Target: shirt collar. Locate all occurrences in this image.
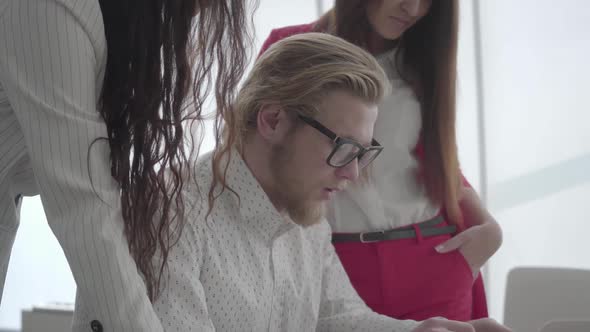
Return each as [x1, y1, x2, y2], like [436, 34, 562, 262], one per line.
[216, 149, 296, 243]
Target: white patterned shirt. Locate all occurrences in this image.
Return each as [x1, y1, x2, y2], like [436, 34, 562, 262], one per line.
[154, 151, 419, 331]
[0, 1, 163, 330]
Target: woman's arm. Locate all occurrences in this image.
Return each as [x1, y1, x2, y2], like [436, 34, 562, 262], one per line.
[0, 2, 163, 330]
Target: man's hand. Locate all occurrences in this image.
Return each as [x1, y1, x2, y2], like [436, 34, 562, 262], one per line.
[411, 317, 512, 332]
[469, 318, 512, 332]
[412, 317, 474, 332]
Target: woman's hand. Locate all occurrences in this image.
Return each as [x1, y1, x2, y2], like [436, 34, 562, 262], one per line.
[435, 187, 503, 276]
[435, 222, 502, 277]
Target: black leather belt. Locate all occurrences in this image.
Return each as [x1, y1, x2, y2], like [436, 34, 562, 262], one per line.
[331, 215, 456, 243]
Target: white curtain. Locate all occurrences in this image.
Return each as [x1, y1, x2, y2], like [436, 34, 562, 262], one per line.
[459, 0, 590, 321]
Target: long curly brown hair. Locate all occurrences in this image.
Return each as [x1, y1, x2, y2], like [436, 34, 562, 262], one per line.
[316, 0, 463, 226]
[97, 0, 253, 301]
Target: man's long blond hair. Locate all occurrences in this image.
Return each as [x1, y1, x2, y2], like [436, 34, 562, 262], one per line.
[209, 32, 389, 209]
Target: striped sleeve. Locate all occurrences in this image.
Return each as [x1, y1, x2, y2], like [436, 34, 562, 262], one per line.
[0, 1, 163, 330]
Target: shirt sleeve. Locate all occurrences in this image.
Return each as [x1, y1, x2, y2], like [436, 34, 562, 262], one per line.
[316, 222, 419, 332]
[153, 214, 216, 331]
[0, 1, 163, 330]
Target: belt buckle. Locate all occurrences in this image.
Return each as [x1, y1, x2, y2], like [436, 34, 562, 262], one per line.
[360, 231, 384, 243]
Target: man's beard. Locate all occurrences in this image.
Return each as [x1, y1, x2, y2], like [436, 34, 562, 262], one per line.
[269, 141, 325, 227]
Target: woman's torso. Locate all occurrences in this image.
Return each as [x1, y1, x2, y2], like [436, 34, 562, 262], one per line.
[327, 49, 439, 233]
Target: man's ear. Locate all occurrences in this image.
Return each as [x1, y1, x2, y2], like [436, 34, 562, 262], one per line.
[257, 104, 292, 144]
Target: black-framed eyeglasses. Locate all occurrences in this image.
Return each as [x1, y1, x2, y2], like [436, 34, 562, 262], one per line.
[297, 114, 383, 169]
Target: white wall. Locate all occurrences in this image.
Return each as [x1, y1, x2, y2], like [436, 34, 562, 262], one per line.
[473, 0, 590, 322]
[0, 198, 75, 330]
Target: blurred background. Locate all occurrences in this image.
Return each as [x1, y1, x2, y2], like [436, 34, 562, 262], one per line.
[2, 0, 589, 330]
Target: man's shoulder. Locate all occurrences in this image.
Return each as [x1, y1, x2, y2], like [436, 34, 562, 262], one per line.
[177, 151, 214, 220]
[182, 151, 240, 225]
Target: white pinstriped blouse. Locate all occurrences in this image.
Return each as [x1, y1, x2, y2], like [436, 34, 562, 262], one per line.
[0, 1, 163, 331]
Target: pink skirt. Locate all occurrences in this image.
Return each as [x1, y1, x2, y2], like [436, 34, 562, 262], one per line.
[333, 218, 489, 321]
